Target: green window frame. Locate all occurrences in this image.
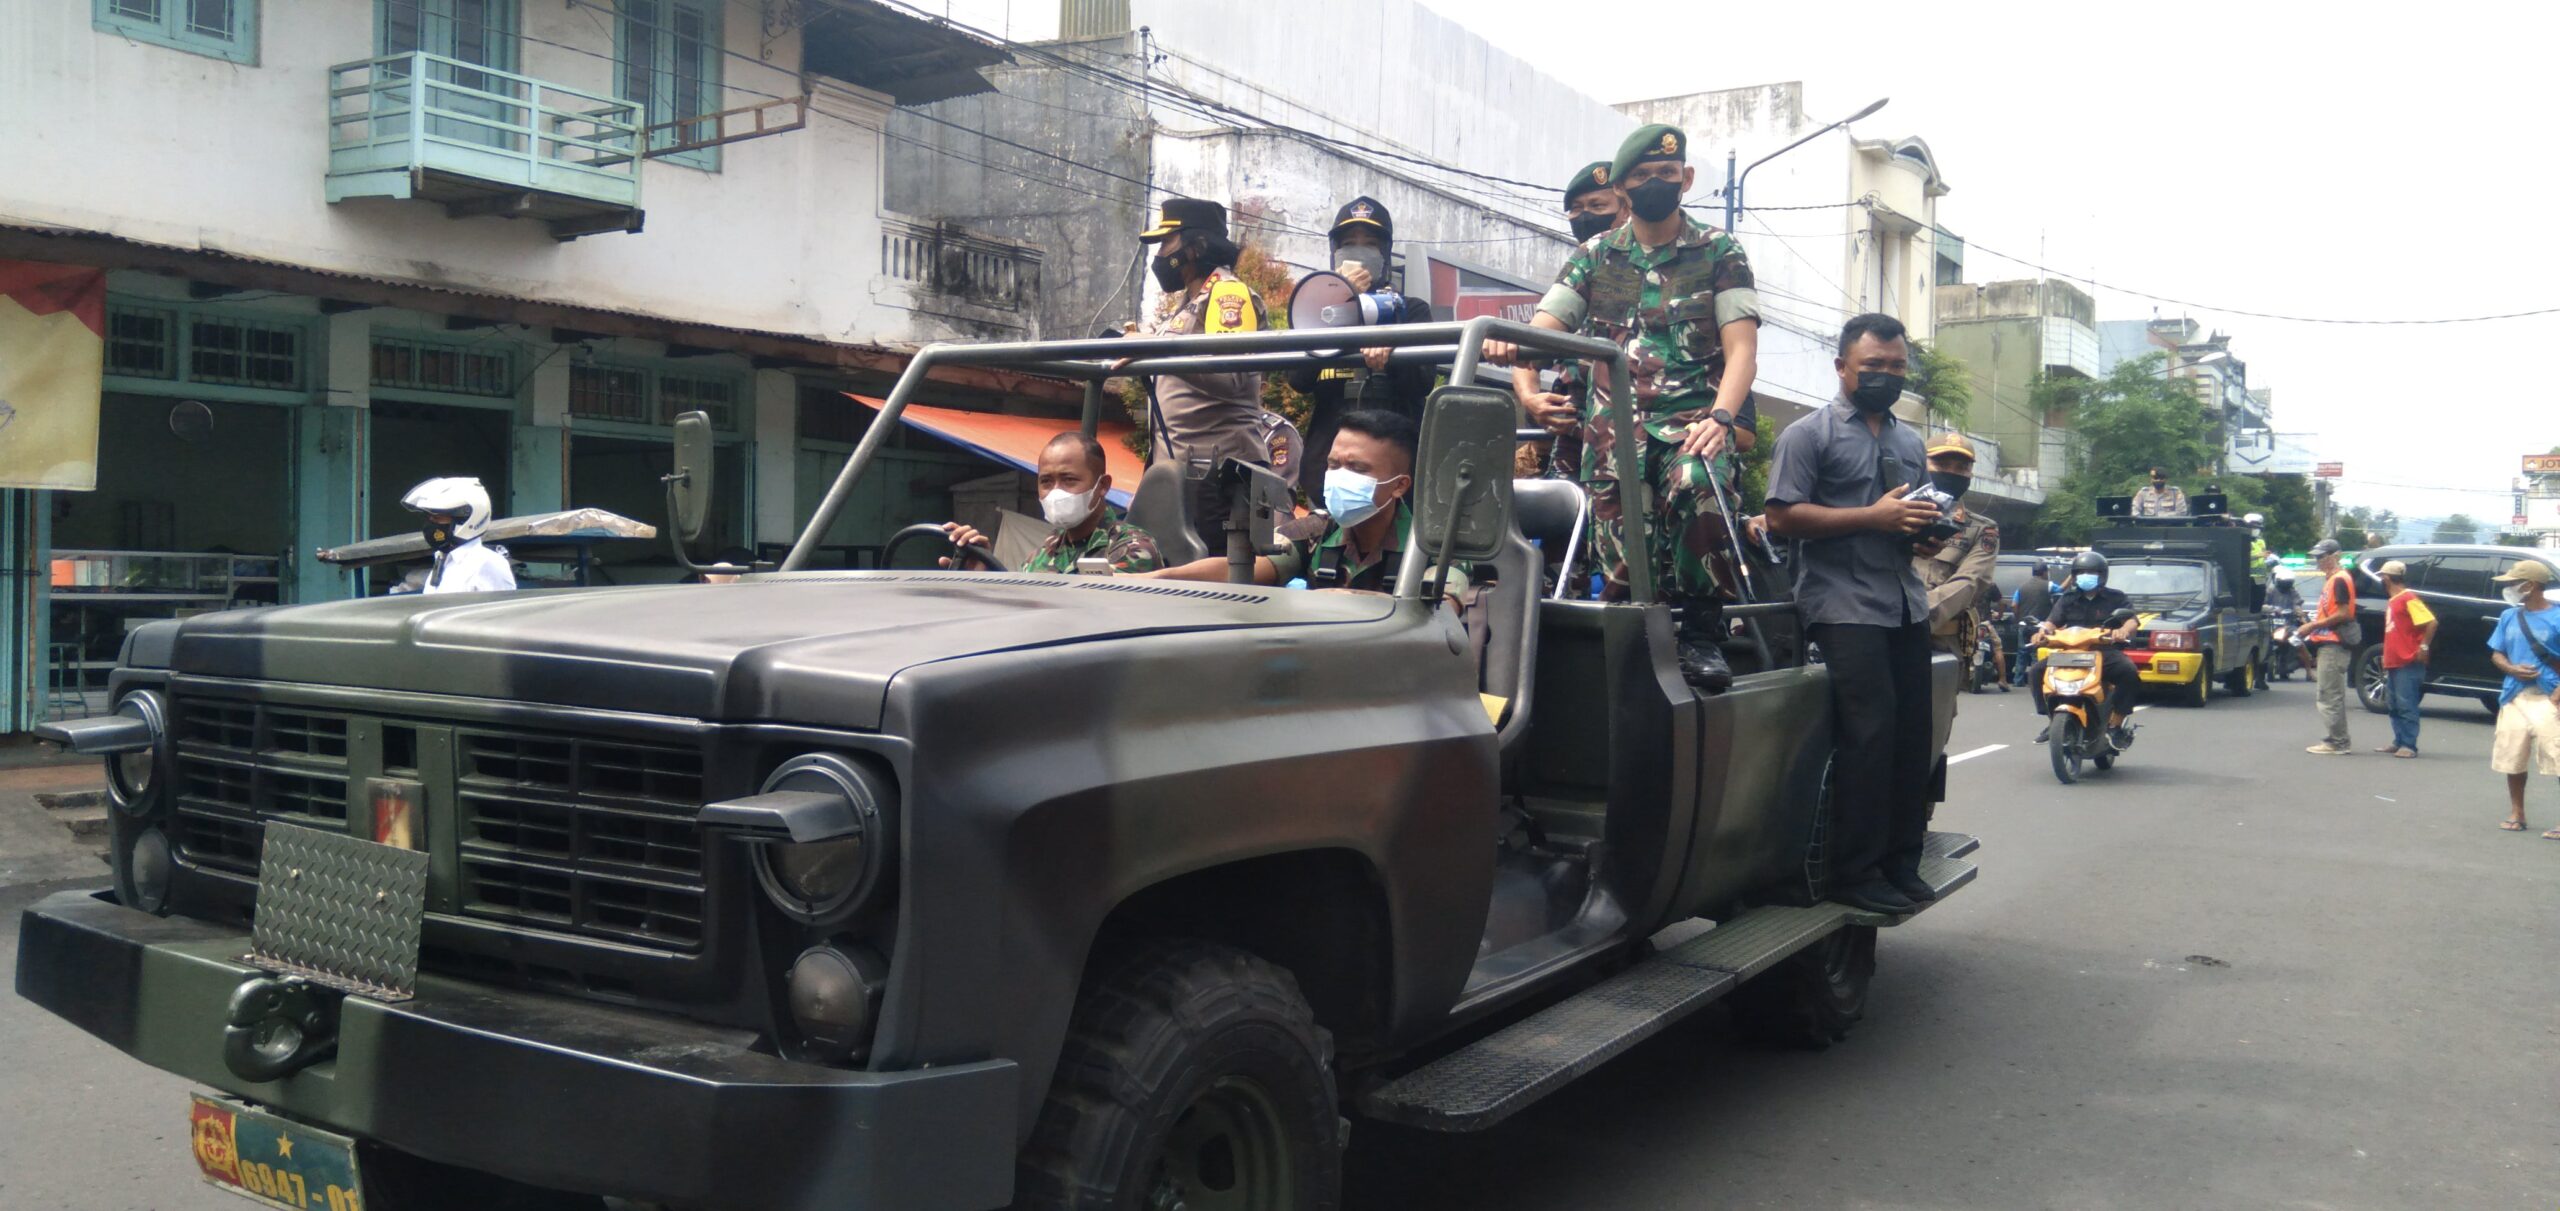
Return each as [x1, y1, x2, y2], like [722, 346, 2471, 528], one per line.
[570, 360, 742, 430]
[94, 0, 259, 65]
[617, 0, 724, 171]
[371, 335, 519, 400]
[103, 300, 311, 395]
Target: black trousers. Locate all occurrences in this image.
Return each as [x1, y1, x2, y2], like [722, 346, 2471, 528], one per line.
[1810, 621, 1937, 883]
[2028, 650, 2140, 719]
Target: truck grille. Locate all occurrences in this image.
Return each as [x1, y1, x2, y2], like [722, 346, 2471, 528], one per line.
[171, 700, 350, 876]
[454, 731, 708, 949]
[167, 697, 709, 954]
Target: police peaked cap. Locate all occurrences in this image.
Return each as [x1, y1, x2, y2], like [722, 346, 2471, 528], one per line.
[1610, 123, 1688, 185]
[1140, 197, 1230, 243]
[1328, 196, 1394, 249]
[1564, 161, 1614, 208]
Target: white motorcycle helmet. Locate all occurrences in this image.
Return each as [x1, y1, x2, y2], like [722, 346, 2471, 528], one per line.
[2243, 512, 2264, 527]
[402, 476, 493, 551]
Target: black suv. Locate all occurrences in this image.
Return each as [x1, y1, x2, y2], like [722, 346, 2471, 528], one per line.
[2348, 543, 2537, 714]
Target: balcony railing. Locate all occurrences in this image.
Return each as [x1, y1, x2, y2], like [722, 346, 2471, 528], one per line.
[878, 216, 1045, 337]
[327, 51, 644, 237]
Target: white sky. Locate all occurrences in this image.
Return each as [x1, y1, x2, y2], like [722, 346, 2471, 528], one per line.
[931, 0, 2551, 528]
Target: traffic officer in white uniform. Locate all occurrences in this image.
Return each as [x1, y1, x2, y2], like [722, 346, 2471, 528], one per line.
[401, 477, 516, 594]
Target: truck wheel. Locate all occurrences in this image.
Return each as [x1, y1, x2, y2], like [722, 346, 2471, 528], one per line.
[2184, 659, 2213, 707]
[2222, 655, 2255, 697]
[358, 1145, 608, 1211]
[1017, 941, 1340, 1211]
[1729, 925, 1876, 1050]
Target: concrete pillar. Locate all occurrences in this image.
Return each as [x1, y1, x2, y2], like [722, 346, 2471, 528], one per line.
[513, 348, 572, 516]
[753, 369, 797, 547]
[288, 312, 371, 604]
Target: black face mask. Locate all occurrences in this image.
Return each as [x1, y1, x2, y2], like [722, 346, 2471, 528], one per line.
[1624, 177, 1683, 223]
[1569, 211, 1615, 242]
[1928, 470, 1971, 500]
[1849, 371, 1905, 413]
[422, 520, 456, 553]
[1149, 251, 1187, 293]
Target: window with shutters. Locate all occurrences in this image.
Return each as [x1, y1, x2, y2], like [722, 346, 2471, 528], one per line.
[618, 0, 724, 171]
[94, 0, 258, 65]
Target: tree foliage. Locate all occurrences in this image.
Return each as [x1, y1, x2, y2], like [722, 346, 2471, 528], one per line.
[1907, 340, 1972, 430]
[2014, 353, 2301, 547]
[2432, 513, 2480, 544]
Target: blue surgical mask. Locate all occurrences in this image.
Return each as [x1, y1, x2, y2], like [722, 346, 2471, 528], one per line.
[1323, 467, 1403, 527]
[2075, 573, 2101, 592]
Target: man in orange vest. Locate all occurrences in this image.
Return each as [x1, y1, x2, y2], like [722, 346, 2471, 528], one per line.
[2300, 538, 2360, 755]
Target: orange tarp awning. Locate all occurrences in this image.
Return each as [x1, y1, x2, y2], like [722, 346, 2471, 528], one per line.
[846, 394, 1142, 506]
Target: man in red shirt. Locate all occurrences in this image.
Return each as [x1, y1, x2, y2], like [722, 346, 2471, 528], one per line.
[2301, 539, 2360, 755]
[2375, 560, 2437, 758]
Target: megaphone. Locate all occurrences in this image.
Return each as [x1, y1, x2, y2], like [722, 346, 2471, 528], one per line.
[1289, 271, 1423, 329]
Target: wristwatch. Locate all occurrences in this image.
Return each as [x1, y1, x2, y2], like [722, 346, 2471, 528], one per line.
[1707, 410, 1737, 429]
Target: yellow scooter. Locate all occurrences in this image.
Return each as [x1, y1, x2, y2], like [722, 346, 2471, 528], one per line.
[2039, 612, 2138, 784]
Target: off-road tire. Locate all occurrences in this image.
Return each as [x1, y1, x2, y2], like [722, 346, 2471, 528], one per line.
[358, 1144, 608, 1211]
[1016, 941, 1340, 1211]
[1729, 925, 1877, 1050]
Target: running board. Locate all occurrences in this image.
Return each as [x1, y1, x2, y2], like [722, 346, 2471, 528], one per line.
[1358, 831, 1978, 1132]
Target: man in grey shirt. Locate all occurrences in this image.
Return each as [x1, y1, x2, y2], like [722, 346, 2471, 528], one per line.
[1764, 313, 1944, 916]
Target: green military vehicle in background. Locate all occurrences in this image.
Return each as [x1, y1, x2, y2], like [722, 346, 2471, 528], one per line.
[23, 321, 1978, 1211]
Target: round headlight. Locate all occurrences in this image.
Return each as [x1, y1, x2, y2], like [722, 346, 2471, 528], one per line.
[103, 691, 168, 815]
[750, 754, 894, 925]
[120, 826, 173, 915]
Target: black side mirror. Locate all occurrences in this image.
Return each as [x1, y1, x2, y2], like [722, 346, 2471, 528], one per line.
[667, 411, 714, 545]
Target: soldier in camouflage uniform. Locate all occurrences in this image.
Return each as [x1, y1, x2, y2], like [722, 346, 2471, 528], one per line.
[942, 433, 1163, 576]
[1516, 160, 1628, 485]
[1492, 124, 1762, 688]
[1912, 435, 2002, 697]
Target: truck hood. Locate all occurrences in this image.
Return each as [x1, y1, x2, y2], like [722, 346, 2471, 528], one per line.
[169, 572, 1393, 729]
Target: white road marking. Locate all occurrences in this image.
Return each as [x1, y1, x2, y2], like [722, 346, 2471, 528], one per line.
[1948, 744, 2009, 765]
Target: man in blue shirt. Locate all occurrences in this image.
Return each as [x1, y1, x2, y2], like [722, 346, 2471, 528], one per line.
[2485, 559, 2560, 835]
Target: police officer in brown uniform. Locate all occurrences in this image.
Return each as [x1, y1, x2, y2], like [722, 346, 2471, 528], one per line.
[1912, 435, 2002, 695]
[1127, 198, 1271, 554]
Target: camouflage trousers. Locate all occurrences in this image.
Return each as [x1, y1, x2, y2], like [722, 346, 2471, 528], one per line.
[1582, 419, 1742, 605]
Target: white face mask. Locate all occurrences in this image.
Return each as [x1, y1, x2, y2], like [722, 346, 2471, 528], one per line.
[2505, 584, 2532, 606]
[1040, 484, 1100, 529]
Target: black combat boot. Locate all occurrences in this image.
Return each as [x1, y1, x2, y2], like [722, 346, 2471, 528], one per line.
[1673, 600, 1734, 692]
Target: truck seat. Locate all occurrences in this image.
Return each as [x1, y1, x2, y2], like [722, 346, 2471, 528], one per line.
[1477, 526, 1542, 754]
[1126, 460, 1209, 566]
[1510, 479, 1590, 599]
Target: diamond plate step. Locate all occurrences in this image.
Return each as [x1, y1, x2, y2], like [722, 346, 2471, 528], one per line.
[1924, 830, 1979, 860]
[1657, 903, 1853, 980]
[1358, 947, 1741, 1131]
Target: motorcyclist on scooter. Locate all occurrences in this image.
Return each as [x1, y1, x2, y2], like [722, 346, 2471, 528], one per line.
[2030, 550, 2142, 744]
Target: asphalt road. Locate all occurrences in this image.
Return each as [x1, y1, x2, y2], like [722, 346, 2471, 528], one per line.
[3, 681, 2554, 1210]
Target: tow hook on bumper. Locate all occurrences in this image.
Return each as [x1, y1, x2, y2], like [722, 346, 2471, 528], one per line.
[223, 975, 339, 1084]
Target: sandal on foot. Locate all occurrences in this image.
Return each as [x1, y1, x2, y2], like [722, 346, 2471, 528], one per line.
[2543, 828, 2560, 841]
[2501, 819, 2528, 831]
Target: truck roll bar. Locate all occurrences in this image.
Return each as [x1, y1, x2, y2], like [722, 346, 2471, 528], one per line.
[782, 319, 1650, 603]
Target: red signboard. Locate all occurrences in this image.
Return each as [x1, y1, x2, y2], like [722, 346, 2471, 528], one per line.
[2314, 462, 2344, 478]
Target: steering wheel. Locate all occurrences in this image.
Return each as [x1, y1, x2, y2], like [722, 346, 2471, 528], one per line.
[880, 523, 1008, 573]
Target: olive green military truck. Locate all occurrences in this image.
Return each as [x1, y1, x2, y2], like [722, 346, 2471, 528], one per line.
[22, 321, 1977, 1211]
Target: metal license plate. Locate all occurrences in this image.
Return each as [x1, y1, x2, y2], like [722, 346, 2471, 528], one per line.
[190, 1095, 366, 1211]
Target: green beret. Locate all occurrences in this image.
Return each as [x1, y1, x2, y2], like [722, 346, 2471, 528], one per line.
[1563, 160, 1614, 208]
[1610, 123, 1687, 185]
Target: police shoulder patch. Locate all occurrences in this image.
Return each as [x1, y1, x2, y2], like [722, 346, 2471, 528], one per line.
[1206, 280, 1259, 333]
